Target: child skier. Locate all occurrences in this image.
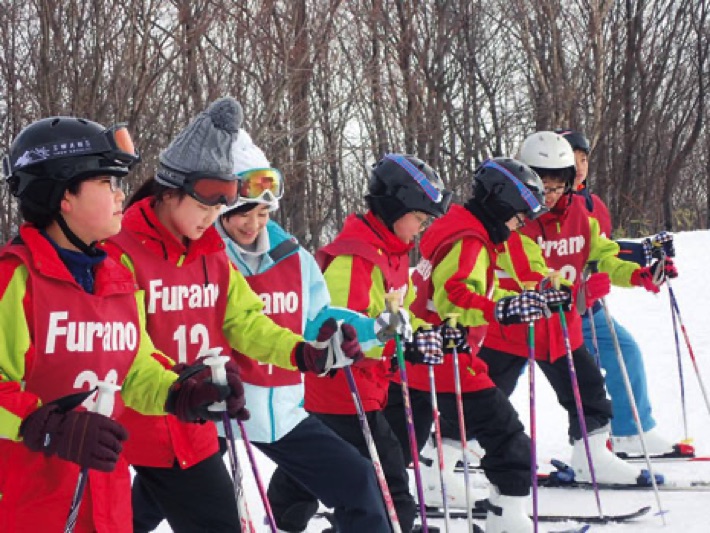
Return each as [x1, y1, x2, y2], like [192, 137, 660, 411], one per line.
[293, 153, 455, 533]
[215, 130, 390, 533]
[479, 131, 669, 486]
[101, 98, 364, 533]
[557, 127, 680, 457]
[0, 115, 246, 532]
[406, 157, 551, 533]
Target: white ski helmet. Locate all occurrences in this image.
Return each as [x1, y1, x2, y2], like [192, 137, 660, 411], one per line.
[220, 129, 281, 216]
[519, 131, 576, 188]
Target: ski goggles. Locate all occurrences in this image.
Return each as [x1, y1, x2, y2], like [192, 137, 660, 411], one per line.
[182, 175, 240, 207]
[237, 168, 284, 201]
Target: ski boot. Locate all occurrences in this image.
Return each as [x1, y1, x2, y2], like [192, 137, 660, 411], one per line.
[420, 436, 488, 509]
[612, 427, 689, 458]
[572, 427, 663, 485]
[485, 484, 538, 533]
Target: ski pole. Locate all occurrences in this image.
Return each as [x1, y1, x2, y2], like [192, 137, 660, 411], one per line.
[598, 297, 667, 524]
[427, 355, 451, 533]
[385, 293, 428, 533]
[203, 351, 260, 533]
[343, 365, 403, 533]
[669, 291, 689, 440]
[546, 272, 604, 520]
[651, 243, 710, 428]
[237, 419, 277, 532]
[523, 281, 540, 533]
[64, 381, 121, 533]
[666, 279, 710, 419]
[444, 312, 474, 533]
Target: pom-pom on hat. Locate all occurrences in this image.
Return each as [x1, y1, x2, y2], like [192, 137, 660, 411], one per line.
[157, 96, 243, 188]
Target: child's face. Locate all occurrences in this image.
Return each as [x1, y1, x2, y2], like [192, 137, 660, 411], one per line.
[393, 211, 431, 244]
[61, 175, 125, 243]
[573, 150, 589, 189]
[221, 204, 270, 246]
[542, 177, 568, 209]
[505, 213, 526, 232]
[158, 193, 222, 242]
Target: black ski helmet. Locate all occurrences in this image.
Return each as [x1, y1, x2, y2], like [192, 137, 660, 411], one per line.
[366, 153, 452, 228]
[473, 157, 547, 221]
[3, 116, 139, 215]
[554, 128, 590, 154]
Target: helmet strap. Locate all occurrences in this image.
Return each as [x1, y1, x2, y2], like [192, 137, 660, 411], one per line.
[56, 214, 101, 257]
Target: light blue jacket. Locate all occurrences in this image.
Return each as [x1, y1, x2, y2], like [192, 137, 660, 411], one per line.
[216, 219, 380, 443]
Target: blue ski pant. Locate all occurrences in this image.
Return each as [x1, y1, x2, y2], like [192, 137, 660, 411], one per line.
[582, 307, 656, 436]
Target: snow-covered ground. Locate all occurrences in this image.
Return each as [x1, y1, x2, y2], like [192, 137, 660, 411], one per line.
[157, 229, 710, 532]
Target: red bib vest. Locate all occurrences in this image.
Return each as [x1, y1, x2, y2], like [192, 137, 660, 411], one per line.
[235, 251, 304, 386]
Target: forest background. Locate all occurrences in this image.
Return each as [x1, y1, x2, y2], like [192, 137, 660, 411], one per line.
[1, 0, 708, 249]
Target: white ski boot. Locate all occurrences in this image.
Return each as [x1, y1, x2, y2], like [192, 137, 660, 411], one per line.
[485, 484, 536, 533]
[611, 427, 675, 457]
[420, 437, 488, 509]
[571, 427, 649, 484]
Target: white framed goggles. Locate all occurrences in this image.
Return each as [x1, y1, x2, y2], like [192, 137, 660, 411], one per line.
[237, 168, 284, 202]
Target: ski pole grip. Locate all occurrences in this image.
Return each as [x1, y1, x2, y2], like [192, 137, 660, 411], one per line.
[384, 293, 400, 314]
[93, 382, 121, 417]
[203, 348, 231, 412]
[445, 313, 459, 328]
[547, 270, 561, 290]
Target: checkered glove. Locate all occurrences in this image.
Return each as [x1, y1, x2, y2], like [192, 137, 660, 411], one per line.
[542, 285, 574, 312]
[494, 291, 547, 325]
[403, 327, 445, 365]
[643, 231, 675, 264]
[437, 323, 470, 354]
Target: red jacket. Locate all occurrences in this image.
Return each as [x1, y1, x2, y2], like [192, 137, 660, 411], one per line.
[0, 225, 141, 533]
[304, 212, 409, 414]
[409, 205, 496, 393]
[484, 195, 589, 361]
[103, 198, 231, 468]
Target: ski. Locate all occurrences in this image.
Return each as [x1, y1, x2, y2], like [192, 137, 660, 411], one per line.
[540, 459, 710, 491]
[620, 454, 710, 463]
[315, 512, 445, 533]
[423, 503, 650, 524]
[614, 442, 704, 462]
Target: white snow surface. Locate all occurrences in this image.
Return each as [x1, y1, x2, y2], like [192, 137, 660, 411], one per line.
[156, 229, 710, 532]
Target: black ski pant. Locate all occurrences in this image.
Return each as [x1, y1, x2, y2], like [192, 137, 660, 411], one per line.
[257, 415, 390, 533]
[478, 345, 613, 440]
[133, 416, 390, 533]
[275, 410, 418, 532]
[384, 380, 532, 497]
[132, 438, 239, 533]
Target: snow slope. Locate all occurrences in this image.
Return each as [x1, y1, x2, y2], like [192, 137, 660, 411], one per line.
[157, 229, 710, 532]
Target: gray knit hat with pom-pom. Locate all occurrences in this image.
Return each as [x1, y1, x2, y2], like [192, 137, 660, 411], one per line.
[157, 96, 243, 187]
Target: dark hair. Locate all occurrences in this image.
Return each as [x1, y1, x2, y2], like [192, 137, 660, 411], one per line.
[531, 166, 575, 188]
[221, 202, 261, 221]
[20, 178, 84, 228]
[127, 176, 187, 209]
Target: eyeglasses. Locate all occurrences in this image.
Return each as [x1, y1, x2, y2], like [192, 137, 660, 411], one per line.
[543, 185, 567, 195]
[93, 175, 123, 192]
[514, 213, 526, 227]
[237, 168, 284, 201]
[412, 211, 433, 228]
[183, 176, 240, 206]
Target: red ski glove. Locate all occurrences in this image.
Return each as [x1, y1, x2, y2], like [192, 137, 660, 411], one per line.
[631, 266, 661, 293]
[20, 394, 128, 472]
[578, 272, 611, 309]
